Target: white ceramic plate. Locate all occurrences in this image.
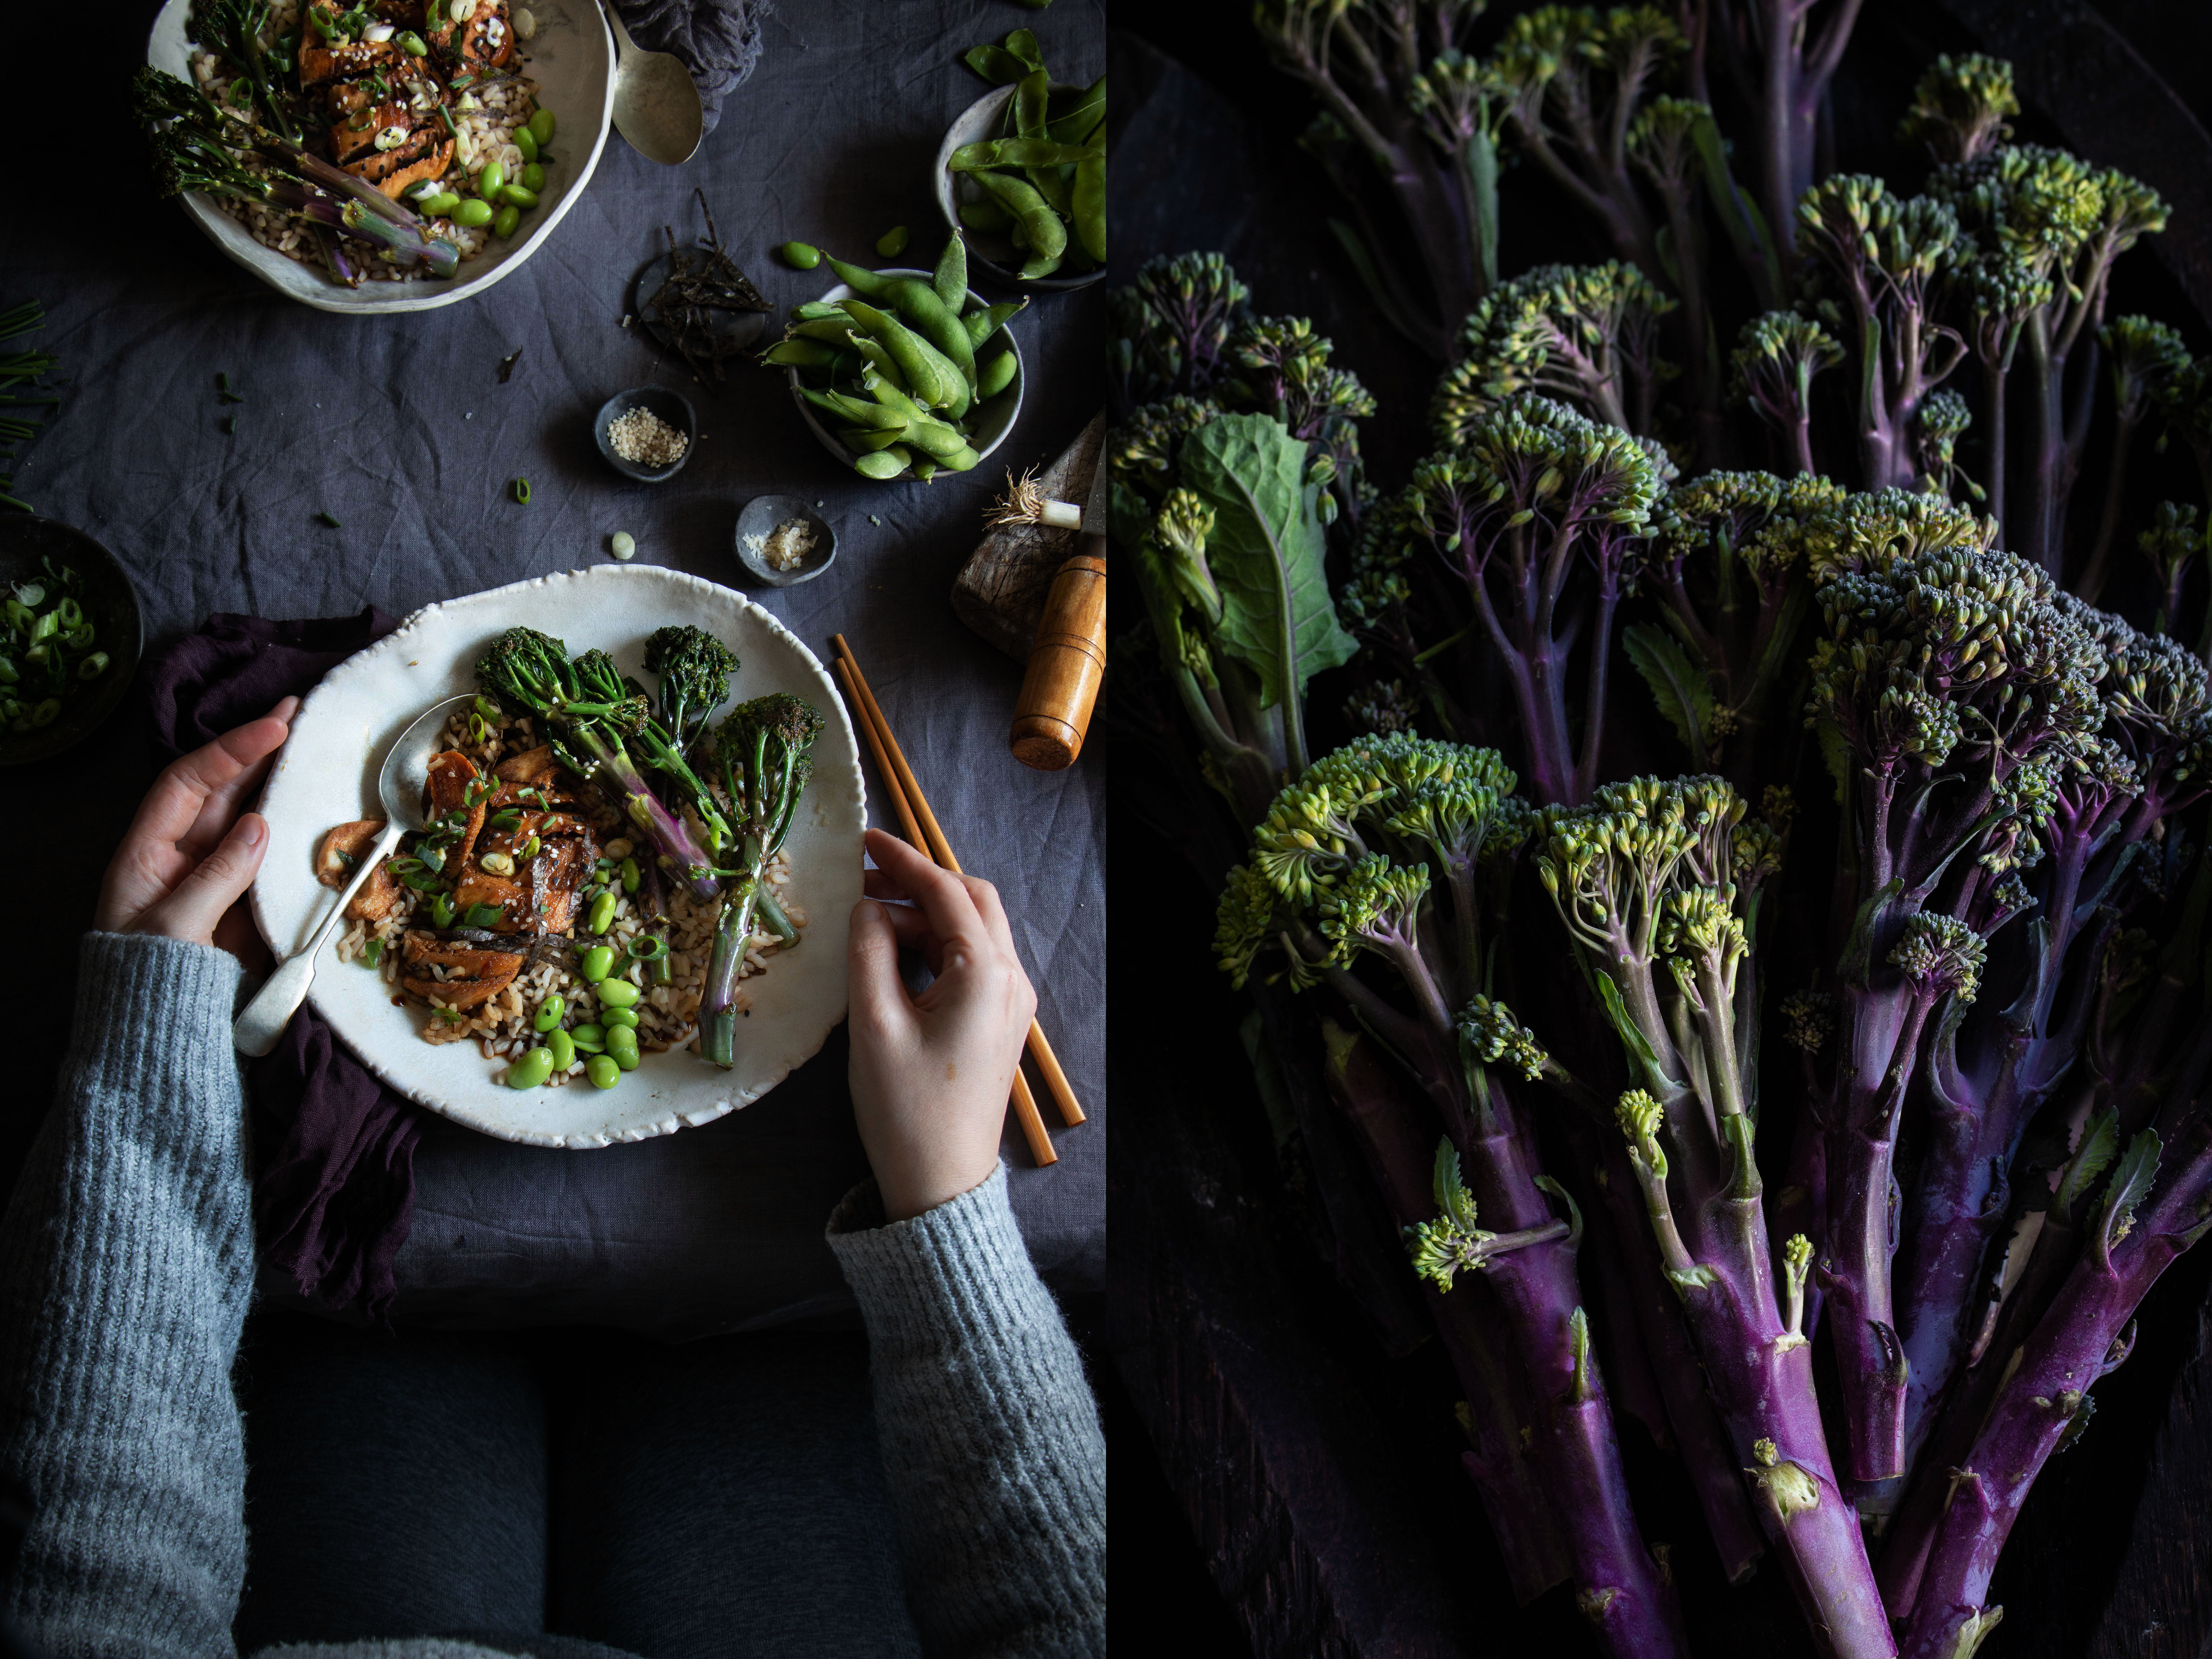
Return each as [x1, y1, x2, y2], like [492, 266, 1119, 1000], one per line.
[146, 0, 614, 315]
[250, 566, 867, 1147]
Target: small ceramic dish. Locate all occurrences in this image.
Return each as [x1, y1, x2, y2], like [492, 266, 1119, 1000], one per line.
[631, 248, 773, 363]
[735, 496, 837, 587]
[782, 269, 1025, 483]
[595, 386, 697, 482]
[933, 82, 1104, 293]
[0, 517, 145, 768]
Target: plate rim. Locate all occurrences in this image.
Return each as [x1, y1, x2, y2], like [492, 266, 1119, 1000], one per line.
[143, 0, 616, 315]
[247, 563, 869, 1147]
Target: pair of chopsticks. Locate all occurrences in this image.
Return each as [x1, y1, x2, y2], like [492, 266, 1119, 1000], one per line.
[830, 634, 1086, 1167]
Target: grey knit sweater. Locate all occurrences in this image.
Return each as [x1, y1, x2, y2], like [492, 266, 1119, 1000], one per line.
[0, 933, 1106, 1659]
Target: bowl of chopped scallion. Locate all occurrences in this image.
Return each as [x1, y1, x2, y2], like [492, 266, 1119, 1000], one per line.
[0, 517, 143, 766]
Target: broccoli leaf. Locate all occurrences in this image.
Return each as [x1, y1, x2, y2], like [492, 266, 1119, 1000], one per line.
[1178, 412, 1356, 714]
[1623, 622, 1714, 766]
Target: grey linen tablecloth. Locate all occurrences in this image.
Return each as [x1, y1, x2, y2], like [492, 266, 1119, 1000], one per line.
[2, 0, 1104, 1336]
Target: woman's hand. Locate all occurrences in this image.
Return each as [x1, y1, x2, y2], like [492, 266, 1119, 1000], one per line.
[96, 699, 298, 969]
[847, 826, 1037, 1222]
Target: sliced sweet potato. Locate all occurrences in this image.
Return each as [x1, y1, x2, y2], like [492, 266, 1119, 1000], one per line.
[400, 934, 525, 1010]
[494, 744, 561, 786]
[425, 749, 490, 863]
[317, 820, 401, 921]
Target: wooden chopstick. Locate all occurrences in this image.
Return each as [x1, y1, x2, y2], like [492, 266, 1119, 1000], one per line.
[831, 636, 1087, 1130]
[831, 649, 1061, 1168]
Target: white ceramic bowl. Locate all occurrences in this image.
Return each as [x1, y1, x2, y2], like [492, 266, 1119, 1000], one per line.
[250, 565, 867, 1147]
[783, 269, 1025, 483]
[145, 0, 614, 315]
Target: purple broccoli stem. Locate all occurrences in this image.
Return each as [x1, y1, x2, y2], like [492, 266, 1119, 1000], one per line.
[1895, 1129, 2212, 1657]
[1321, 1024, 1685, 1653]
[699, 871, 762, 1069]
[573, 726, 720, 903]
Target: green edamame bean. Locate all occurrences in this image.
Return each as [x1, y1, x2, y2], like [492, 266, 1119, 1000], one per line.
[580, 944, 615, 983]
[422, 192, 462, 217]
[933, 230, 968, 310]
[534, 994, 565, 1033]
[963, 298, 1027, 349]
[793, 300, 845, 321]
[876, 224, 910, 257]
[571, 1023, 606, 1053]
[521, 162, 544, 191]
[588, 890, 617, 935]
[501, 183, 540, 208]
[597, 978, 642, 1009]
[529, 107, 556, 144]
[855, 450, 909, 480]
[514, 124, 539, 163]
[621, 856, 641, 894]
[586, 1054, 620, 1089]
[546, 1027, 576, 1069]
[781, 241, 822, 269]
[605, 1025, 640, 1071]
[493, 204, 521, 239]
[451, 198, 494, 228]
[976, 347, 1017, 399]
[1073, 149, 1105, 263]
[477, 160, 506, 197]
[506, 1046, 554, 1089]
[974, 170, 1066, 263]
[958, 198, 1014, 233]
[601, 1006, 640, 1029]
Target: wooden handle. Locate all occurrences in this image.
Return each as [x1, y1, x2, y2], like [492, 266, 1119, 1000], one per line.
[1009, 554, 1107, 772]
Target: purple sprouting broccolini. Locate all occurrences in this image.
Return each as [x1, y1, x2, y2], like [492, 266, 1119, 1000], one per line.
[1897, 1115, 2212, 1657]
[1107, 253, 1252, 410]
[1217, 736, 1687, 1658]
[1535, 777, 1897, 1657]
[1383, 396, 1664, 809]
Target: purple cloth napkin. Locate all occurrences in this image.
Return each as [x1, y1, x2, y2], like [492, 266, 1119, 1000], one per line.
[617, 0, 769, 136]
[146, 609, 424, 1321]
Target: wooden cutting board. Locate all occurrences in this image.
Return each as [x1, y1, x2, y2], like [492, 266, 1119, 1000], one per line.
[951, 411, 1107, 663]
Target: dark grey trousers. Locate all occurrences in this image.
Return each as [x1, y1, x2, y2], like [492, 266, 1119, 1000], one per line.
[229, 1311, 922, 1659]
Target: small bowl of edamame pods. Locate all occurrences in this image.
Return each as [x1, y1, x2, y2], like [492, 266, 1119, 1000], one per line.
[933, 80, 1106, 293]
[781, 263, 1025, 484]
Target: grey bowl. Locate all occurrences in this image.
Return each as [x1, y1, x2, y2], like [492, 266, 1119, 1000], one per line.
[735, 495, 837, 587]
[933, 82, 1103, 293]
[0, 516, 144, 768]
[782, 268, 1026, 483]
[594, 386, 697, 483]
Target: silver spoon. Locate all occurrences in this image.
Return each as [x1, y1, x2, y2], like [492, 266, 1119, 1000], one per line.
[232, 693, 479, 1058]
[602, 0, 704, 166]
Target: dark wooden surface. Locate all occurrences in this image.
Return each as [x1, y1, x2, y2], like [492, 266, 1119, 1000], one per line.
[1108, 1, 2212, 1652]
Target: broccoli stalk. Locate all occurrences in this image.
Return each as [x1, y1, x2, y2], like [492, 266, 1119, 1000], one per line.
[2078, 317, 2190, 605]
[1795, 175, 1968, 491]
[1709, 0, 1867, 281]
[699, 694, 824, 1068]
[473, 629, 723, 902]
[1217, 736, 1688, 1657]
[1731, 312, 1845, 478]
[188, 0, 299, 143]
[1535, 776, 1895, 1656]
[1431, 265, 1676, 446]
[1894, 1123, 2212, 1658]
[1392, 395, 1661, 808]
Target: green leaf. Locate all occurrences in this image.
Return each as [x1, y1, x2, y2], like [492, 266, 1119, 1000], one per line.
[1595, 970, 1678, 1097]
[1817, 716, 1852, 807]
[2054, 1108, 2120, 1222]
[1623, 622, 1714, 767]
[1178, 412, 1357, 717]
[2097, 1128, 2163, 1269]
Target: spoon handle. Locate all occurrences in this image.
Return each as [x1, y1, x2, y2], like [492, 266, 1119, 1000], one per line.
[233, 821, 405, 1058]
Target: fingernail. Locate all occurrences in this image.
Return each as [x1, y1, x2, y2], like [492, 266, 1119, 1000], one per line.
[237, 814, 266, 848]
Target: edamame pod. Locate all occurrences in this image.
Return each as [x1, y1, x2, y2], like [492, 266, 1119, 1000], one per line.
[855, 450, 911, 480]
[912, 457, 938, 483]
[507, 1047, 555, 1089]
[1044, 74, 1106, 145]
[804, 388, 906, 431]
[932, 230, 967, 311]
[820, 253, 902, 303]
[949, 138, 1097, 171]
[976, 347, 1017, 399]
[793, 300, 846, 321]
[934, 444, 983, 473]
[962, 298, 1027, 349]
[843, 424, 910, 452]
[974, 171, 1065, 263]
[1074, 148, 1105, 262]
[958, 197, 1014, 233]
[841, 329, 909, 391]
[1011, 69, 1070, 214]
[1005, 30, 1044, 72]
[762, 338, 840, 369]
[841, 298, 967, 417]
[880, 278, 978, 386]
[790, 317, 857, 343]
[546, 1027, 576, 1069]
[860, 375, 973, 459]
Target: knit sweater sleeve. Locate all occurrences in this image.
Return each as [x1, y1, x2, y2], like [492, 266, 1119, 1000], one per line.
[0, 933, 257, 1659]
[825, 1165, 1106, 1659]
